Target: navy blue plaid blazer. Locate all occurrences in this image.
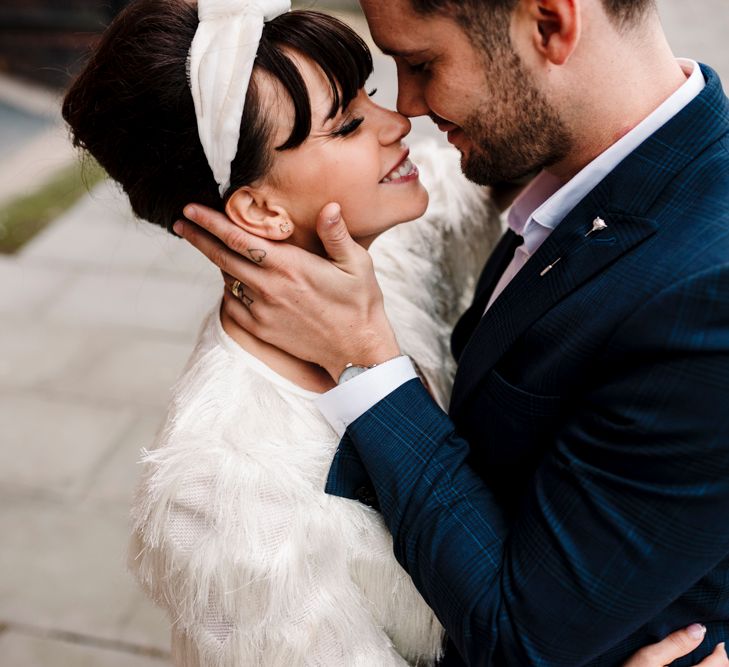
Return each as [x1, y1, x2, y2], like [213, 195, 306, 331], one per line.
[325, 64, 729, 666]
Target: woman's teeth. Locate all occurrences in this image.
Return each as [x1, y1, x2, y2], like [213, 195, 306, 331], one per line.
[381, 157, 415, 183]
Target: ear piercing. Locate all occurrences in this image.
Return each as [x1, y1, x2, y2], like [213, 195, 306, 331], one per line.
[280, 222, 291, 234]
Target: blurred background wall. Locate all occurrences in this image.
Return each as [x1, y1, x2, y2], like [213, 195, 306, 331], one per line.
[0, 0, 128, 88]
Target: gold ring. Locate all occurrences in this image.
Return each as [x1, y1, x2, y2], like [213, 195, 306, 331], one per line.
[230, 279, 244, 299]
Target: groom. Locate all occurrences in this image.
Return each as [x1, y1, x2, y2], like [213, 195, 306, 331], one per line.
[174, 0, 729, 664]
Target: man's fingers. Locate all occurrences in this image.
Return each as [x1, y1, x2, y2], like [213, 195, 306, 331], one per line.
[222, 290, 260, 334]
[698, 642, 729, 666]
[623, 624, 706, 666]
[222, 274, 259, 310]
[178, 204, 274, 264]
[176, 220, 266, 291]
[315, 203, 359, 265]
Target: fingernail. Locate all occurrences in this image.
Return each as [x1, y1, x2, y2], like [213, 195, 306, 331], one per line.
[328, 204, 341, 224]
[183, 205, 196, 219]
[173, 221, 184, 236]
[687, 623, 706, 640]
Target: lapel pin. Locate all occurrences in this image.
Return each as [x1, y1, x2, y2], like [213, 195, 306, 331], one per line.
[541, 217, 608, 277]
[540, 257, 562, 277]
[585, 216, 607, 238]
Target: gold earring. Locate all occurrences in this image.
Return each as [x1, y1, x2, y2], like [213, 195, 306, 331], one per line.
[279, 222, 291, 234]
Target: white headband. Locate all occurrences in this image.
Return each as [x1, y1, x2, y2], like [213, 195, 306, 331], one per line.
[189, 0, 291, 197]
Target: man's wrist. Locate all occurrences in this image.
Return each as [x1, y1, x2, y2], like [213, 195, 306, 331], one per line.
[316, 356, 418, 436]
[326, 340, 402, 382]
[337, 354, 405, 385]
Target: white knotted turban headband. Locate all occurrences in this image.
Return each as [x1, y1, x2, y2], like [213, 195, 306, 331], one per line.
[189, 0, 291, 197]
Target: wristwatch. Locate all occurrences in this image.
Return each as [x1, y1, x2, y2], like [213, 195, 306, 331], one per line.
[337, 362, 377, 385]
[336, 355, 415, 386]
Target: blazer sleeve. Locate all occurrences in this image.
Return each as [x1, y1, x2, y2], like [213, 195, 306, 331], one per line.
[129, 435, 414, 667]
[340, 264, 729, 666]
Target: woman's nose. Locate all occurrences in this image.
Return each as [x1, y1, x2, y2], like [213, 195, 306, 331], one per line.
[378, 108, 412, 146]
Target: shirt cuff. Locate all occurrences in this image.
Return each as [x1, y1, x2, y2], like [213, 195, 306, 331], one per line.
[315, 356, 418, 437]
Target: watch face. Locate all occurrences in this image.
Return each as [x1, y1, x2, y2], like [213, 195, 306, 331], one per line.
[338, 364, 369, 384]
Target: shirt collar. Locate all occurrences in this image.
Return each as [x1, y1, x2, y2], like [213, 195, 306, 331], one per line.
[507, 59, 705, 254]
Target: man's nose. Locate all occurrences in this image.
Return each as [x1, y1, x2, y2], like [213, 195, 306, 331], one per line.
[395, 65, 430, 119]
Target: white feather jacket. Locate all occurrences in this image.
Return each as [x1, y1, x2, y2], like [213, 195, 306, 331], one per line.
[129, 141, 502, 667]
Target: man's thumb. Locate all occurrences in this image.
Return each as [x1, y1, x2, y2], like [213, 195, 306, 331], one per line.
[625, 624, 706, 666]
[316, 203, 356, 263]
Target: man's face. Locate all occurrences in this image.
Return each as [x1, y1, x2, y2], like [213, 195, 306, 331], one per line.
[360, 0, 572, 184]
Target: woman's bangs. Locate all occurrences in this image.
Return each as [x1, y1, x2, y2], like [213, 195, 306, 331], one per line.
[263, 11, 373, 150]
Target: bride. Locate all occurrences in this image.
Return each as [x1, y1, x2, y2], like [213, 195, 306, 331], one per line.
[61, 0, 727, 665]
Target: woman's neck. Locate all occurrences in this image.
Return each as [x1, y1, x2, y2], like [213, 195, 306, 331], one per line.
[216, 227, 386, 392]
[220, 302, 336, 393]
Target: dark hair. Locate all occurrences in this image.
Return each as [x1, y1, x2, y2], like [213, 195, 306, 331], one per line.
[411, 0, 656, 33]
[62, 1, 372, 232]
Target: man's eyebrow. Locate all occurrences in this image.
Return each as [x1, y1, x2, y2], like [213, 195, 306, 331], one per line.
[377, 46, 428, 58]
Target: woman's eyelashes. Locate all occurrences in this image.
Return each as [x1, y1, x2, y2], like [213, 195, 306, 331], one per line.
[332, 116, 364, 137]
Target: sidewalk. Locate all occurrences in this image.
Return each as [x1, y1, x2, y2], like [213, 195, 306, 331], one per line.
[1, 3, 727, 665]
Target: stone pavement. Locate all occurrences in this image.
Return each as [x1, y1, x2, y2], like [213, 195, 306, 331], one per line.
[1, 3, 727, 665]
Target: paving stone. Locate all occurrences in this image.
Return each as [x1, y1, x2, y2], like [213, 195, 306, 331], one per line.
[21, 179, 227, 281]
[0, 632, 169, 667]
[0, 318, 94, 391]
[0, 497, 168, 650]
[117, 594, 172, 656]
[49, 335, 196, 410]
[0, 260, 75, 318]
[0, 123, 75, 207]
[84, 412, 165, 506]
[0, 391, 134, 498]
[43, 270, 220, 337]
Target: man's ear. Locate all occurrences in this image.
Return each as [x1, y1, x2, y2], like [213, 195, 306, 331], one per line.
[521, 0, 581, 66]
[225, 187, 294, 240]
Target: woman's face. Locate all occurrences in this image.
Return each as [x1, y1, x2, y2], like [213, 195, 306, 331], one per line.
[257, 52, 430, 252]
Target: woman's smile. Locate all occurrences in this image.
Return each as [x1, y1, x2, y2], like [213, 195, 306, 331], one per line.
[380, 148, 421, 184]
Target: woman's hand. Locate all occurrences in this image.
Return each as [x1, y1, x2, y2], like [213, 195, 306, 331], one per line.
[623, 624, 728, 667]
[174, 202, 401, 380]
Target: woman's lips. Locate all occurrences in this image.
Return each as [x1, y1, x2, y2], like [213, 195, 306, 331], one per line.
[380, 161, 420, 185]
[380, 151, 420, 184]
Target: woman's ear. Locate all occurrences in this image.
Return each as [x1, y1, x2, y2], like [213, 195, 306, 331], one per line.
[225, 187, 294, 240]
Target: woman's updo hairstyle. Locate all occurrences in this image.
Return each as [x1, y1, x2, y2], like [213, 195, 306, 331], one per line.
[62, 0, 373, 232]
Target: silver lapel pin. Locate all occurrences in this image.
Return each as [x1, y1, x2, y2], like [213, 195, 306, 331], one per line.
[585, 216, 608, 238]
[540, 257, 562, 276]
[540, 216, 608, 276]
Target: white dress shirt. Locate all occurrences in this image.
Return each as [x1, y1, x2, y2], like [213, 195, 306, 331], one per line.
[315, 59, 705, 437]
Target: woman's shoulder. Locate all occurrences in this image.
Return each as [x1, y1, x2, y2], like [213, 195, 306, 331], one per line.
[157, 303, 330, 445]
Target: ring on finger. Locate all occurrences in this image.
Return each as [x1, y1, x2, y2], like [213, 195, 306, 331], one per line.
[230, 279, 244, 299]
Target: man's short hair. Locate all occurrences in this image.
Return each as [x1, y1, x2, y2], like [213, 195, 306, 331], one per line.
[411, 0, 656, 28]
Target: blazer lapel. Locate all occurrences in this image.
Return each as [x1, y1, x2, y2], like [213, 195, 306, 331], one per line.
[450, 62, 729, 417]
[451, 230, 522, 361]
[450, 202, 658, 414]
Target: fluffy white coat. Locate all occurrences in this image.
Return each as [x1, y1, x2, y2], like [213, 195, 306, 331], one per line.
[129, 141, 503, 666]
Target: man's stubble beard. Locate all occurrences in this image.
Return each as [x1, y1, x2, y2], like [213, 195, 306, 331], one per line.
[460, 49, 573, 186]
